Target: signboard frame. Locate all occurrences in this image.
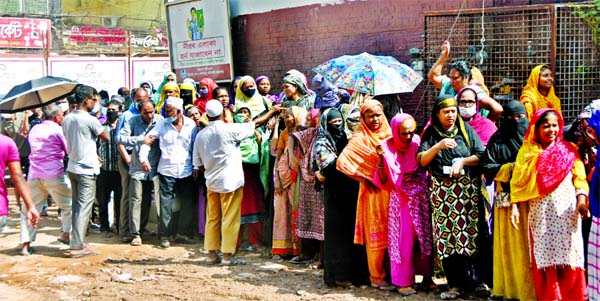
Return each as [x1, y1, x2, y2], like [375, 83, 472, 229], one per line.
[165, 0, 234, 83]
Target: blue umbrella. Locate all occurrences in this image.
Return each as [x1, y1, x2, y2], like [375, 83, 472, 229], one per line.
[314, 52, 423, 95]
[0, 76, 78, 113]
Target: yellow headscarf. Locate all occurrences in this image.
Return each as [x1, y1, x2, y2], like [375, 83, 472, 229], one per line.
[235, 75, 269, 118]
[156, 82, 180, 113]
[520, 64, 561, 120]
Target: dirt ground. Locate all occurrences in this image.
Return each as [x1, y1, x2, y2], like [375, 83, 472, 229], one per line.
[0, 190, 484, 301]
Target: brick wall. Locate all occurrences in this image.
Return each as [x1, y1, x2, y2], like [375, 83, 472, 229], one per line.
[230, 0, 588, 122]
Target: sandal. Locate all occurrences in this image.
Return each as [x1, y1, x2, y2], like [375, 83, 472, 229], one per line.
[204, 255, 221, 265]
[219, 257, 246, 266]
[397, 286, 417, 296]
[371, 281, 396, 291]
[440, 288, 461, 300]
[57, 237, 70, 245]
[67, 247, 98, 258]
[20, 247, 34, 256]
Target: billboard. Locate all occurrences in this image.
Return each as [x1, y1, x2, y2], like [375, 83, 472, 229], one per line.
[0, 18, 51, 49]
[49, 58, 128, 95]
[0, 58, 46, 95]
[131, 58, 172, 90]
[166, 0, 233, 83]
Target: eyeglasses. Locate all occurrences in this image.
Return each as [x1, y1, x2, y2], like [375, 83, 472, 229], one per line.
[458, 99, 477, 107]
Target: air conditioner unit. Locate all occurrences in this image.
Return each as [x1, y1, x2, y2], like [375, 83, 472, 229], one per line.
[102, 16, 119, 28]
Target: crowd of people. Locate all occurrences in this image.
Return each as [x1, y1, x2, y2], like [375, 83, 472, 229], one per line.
[0, 40, 599, 300]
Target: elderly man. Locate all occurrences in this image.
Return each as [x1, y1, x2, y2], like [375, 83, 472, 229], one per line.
[119, 101, 163, 246]
[193, 99, 255, 265]
[115, 88, 149, 242]
[96, 99, 123, 237]
[140, 97, 196, 248]
[19, 104, 70, 255]
[62, 85, 109, 258]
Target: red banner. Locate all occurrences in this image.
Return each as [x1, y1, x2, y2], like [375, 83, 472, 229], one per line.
[0, 18, 51, 49]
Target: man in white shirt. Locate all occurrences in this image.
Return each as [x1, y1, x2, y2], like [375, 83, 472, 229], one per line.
[193, 99, 254, 265]
[139, 97, 196, 248]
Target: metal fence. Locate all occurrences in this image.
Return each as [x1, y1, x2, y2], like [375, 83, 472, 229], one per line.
[423, 3, 600, 123]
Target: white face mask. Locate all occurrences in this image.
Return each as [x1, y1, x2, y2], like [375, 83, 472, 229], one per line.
[58, 102, 69, 112]
[459, 106, 477, 119]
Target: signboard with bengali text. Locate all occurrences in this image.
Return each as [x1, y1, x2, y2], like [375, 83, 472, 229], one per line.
[0, 18, 51, 49]
[0, 58, 46, 95]
[49, 58, 128, 95]
[166, 0, 233, 82]
[130, 58, 172, 91]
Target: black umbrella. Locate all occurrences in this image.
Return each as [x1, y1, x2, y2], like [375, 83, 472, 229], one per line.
[0, 76, 79, 113]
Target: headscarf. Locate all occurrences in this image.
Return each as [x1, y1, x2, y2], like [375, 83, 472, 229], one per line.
[281, 73, 314, 111]
[431, 94, 471, 148]
[194, 77, 218, 113]
[313, 108, 347, 171]
[139, 81, 154, 97]
[156, 82, 180, 113]
[520, 64, 562, 120]
[374, 113, 419, 190]
[481, 100, 529, 184]
[336, 99, 392, 181]
[255, 75, 281, 105]
[179, 82, 196, 109]
[343, 105, 360, 136]
[511, 108, 577, 202]
[312, 74, 339, 109]
[235, 75, 268, 118]
[456, 85, 497, 146]
[152, 72, 176, 104]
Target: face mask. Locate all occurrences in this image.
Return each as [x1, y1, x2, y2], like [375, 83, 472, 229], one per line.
[199, 88, 209, 97]
[58, 102, 69, 112]
[181, 93, 193, 106]
[242, 88, 256, 98]
[459, 106, 477, 119]
[165, 115, 177, 123]
[90, 103, 101, 115]
[107, 110, 119, 122]
[327, 123, 345, 140]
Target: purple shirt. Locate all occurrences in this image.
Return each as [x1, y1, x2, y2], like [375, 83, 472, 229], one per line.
[27, 120, 67, 180]
[0, 134, 20, 216]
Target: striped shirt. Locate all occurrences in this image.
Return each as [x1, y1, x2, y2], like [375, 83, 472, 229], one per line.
[97, 121, 119, 172]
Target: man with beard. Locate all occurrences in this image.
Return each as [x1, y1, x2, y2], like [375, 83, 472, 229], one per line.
[62, 85, 109, 258]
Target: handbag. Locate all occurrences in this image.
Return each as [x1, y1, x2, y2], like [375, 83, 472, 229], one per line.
[494, 190, 511, 208]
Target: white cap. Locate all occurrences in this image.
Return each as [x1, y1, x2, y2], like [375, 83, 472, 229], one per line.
[165, 96, 183, 111]
[205, 99, 223, 117]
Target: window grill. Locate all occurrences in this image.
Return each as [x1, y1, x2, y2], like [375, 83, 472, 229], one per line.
[423, 4, 599, 124]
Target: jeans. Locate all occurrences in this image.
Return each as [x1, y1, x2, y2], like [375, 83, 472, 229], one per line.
[158, 174, 194, 238]
[96, 170, 122, 232]
[128, 177, 154, 237]
[20, 175, 73, 243]
[68, 172, 96, 250]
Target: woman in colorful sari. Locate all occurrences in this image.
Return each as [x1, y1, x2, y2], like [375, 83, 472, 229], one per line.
[281, 73, 315, 112]
[373, 113, 434, 296]
[520, 64, 561, 120]
[235, 76, 282, 128]
[234, 106, 266, 251]
[456, 86, 497, 146]
[480, 100, 535, 300]
[337, 99, 393, 291]
[271, 106, 307, 258]
[289, 110, 325, 264]
[256, 75, 280, 105]
[194, 77, 218, 114]
[510, 108, 589, 300]
[417, 95, 486, 300]
[314, 108, 369, 287]
[588, 108, 600, 301]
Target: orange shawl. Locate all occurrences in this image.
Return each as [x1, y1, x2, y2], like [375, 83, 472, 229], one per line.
[337, 99, 391, 249]
[520, 64, 561, 120]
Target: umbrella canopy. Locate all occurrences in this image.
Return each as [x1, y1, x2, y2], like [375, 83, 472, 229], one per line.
[0, 76, 79, 113]
[314, 52, 423, 96]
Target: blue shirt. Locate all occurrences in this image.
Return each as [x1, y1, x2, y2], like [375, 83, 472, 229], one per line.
[118, 114, 164, 180]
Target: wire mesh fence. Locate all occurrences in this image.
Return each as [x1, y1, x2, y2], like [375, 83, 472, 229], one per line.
[423, 3, 600, 124]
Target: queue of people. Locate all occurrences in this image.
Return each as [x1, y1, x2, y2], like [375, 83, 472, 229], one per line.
[0, 42, 598, 300]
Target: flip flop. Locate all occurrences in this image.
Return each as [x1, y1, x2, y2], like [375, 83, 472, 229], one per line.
[20, 247, 34, 256]
[204, 256, 221, 265]
[67, 247, 98, 258]
[219, 258, 246, 266]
